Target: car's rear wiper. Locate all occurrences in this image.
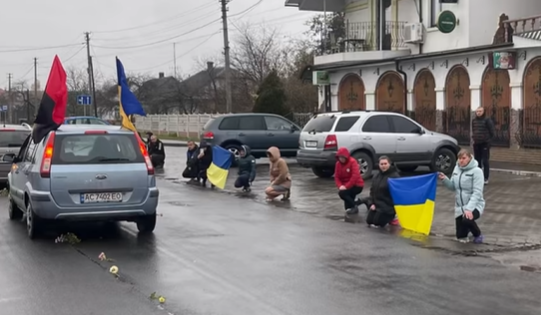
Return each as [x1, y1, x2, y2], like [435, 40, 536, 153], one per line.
[97, 158, 130, 162]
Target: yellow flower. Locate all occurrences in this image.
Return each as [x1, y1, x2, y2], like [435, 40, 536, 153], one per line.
[158, 296, 165, 303]
[109, 265, 119, 274]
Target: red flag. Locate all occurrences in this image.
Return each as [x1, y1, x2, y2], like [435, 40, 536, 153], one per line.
[32, 55, 67, 143]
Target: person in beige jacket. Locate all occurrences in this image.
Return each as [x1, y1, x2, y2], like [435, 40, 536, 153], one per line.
[265, 146, 292, 201]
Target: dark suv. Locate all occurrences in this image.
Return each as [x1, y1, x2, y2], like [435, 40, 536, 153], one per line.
[200, 113, 301, 158]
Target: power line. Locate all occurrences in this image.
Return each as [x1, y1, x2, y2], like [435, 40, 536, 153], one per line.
[229, 0, 263, 18]
[64, 45, 86, 62]
[92, 19, 221, 50]
[93, 31, 222, 58]
[92, 1, 217, 34]
[0, 43, 80, 53]
[131, 33, 219, 72]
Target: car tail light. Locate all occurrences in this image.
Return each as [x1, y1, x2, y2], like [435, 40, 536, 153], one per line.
[40, 132, 56, 178]
[134, 132, 154, 175]
[203, 131, 214, 139]
[323, 134, 337, 150]
[84, 130, 107, 134]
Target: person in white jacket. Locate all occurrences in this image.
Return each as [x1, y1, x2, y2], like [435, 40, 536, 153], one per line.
[438, 149, 486, 243]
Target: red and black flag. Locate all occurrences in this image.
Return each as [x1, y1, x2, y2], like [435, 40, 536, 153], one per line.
[32, 55, 67, 143]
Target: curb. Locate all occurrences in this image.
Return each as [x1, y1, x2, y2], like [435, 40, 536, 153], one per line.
[490, 168, 541, 177]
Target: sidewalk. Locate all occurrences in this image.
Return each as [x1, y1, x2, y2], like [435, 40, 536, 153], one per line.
[161, 139, 187, 147]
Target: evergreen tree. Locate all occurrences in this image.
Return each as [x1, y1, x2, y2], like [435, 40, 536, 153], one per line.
[253, 70, 291, 119]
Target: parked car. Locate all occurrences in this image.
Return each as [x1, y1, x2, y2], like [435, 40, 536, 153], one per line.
[5, 124, 158, 239]
[200, 113, 301, 159]
[296, 110, 460, 179]
[0, 124, 32, 185]
[65, 116, 109, 125]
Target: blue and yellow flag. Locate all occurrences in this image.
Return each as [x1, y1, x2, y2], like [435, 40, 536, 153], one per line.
[206, 146, 232, 189]
[116, 57, 146, 132]
[388, 173, 437, 236]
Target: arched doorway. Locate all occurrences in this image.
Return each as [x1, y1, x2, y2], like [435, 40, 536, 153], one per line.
[376, 71, 404, 113]
[523, 57, 541, 148]
[338, 74, 365, 110]
[444, 65, 471, 145]
[481, 67, 510, 147]
[413, 69, 436, 130]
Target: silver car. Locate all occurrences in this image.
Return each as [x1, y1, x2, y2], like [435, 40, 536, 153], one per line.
[0, 124, 32, 185]
[5, 125, 159, 239]
[296, 111, 460, 179]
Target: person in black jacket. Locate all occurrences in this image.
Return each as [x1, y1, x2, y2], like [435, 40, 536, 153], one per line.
[365, 156, 399, 228]
[234, 145, 256, 192]
[471, 107, 495, 184]
[147, 135, 165, 168]
[182, 141, 199, 182]
[198, 142, 213, 187]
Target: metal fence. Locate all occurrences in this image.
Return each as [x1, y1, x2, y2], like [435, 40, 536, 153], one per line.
[443, 107, 471, 145]
[518, 107, 541, 148]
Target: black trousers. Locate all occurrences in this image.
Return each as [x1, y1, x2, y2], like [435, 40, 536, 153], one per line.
[455, 209, 481, 238]
[366, 211, 395, 227]
[182, 165, 199, 179]
[473, 143, 490, 180]
[234, 174, 250, 189]
[151, 154, 165, 168]
[338, 186, 363, 210]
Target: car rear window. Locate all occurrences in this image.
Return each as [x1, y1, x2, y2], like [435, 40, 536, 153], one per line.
[219, 117, 239, 130]
[333, 116, 360, 132]
[203, 118, 215, 130]
[0, 130, 30, 147]
[302, 115, 336, 132]
[52, 134, 144, 164]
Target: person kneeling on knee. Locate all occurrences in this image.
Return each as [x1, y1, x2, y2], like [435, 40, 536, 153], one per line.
[334, 147, 364, 215]
[365, 156, 399, 228]
[147, 135, 165, 168]
[234, 145, 256, 192]
[265, 147, 291, 201]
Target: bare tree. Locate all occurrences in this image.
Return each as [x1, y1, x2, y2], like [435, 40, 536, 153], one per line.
[230, 23, 290, 89]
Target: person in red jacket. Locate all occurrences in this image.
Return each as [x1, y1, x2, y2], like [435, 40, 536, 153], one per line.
[335, 147, 364, 215]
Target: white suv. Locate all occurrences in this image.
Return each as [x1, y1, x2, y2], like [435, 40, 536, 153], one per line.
[296, 111, 460, 179]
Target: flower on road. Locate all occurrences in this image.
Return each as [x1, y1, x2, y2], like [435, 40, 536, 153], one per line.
[98, 252, 107, 261]
[158, 296, 166, 303]
[54, 233, 81, 245]
[150, 292, 166, 304]
[109, 265, 119, 275]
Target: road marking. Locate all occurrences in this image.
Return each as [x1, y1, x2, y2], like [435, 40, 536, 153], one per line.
[120, 226, 286, 315]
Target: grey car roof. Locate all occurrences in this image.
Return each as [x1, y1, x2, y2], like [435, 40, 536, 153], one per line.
[0, 124, 32, 131]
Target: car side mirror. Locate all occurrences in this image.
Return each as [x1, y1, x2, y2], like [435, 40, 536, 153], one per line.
[290, 125, 297, 133]
[2, 153, 16, 163]
[415, 127, 424, 134]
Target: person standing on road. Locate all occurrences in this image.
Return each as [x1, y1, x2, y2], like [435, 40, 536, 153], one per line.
[182, 141, 200, 183]
[147, 135, 165, 168]
[472, 106, 495, 184]
[365, 156, 399, 228]
[234, 145, 256, 192]
[334, 147, 364, 215]
[265, 146, 292, 201]
[439, 149, 485, 243]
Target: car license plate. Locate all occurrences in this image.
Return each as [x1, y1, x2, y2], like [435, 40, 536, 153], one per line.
[305, 141, 317, 147]
[80, 192, 123, 203]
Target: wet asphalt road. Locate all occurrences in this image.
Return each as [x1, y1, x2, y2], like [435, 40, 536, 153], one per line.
[0, 147, 540, 314]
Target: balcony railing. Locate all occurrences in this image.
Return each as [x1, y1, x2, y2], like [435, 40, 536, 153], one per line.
[498, 15, 541, 43]
[319, 21, 407, 56]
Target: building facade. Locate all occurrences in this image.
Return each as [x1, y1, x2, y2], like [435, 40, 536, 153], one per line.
[286, 0, 541, 164]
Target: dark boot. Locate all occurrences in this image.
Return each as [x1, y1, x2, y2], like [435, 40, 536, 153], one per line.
[355, 197, 370, 209]
[346, 206, 359, 215]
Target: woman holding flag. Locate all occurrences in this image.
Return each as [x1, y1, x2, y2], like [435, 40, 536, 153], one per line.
[439, 149, 485, 243]
[365, 156, 400, 228]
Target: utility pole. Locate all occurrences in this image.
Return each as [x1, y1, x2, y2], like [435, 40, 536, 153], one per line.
[90, 56, 98, 117]
[85, 32, 92, 116]
[33, 58, 38, 110]
[173, 43, 177, 78]
[7, 73, 12, 123]
[220, 0, 232, 113]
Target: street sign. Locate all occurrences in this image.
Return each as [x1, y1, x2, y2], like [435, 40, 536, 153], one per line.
[437, 10, 457, 34]
[77, 95, 92, 105]
[1, 105, 7, 112]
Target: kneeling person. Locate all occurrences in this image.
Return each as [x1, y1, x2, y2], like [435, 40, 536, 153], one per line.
[334, 147, 364, 215]
[234, 145, 256, 192]
[148, 135, 165, 168]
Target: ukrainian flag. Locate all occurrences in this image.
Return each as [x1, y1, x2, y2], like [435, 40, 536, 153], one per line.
[388, 173, 438, 236]
[206, 146, 232, 189]
[116, 57, 146, 132]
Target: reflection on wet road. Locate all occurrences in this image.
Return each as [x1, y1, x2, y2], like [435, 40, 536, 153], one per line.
[0, 146, 540, 314]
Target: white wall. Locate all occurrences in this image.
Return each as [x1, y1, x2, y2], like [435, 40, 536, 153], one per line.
[469, 0, 541, 47]
[422, 1, 470, 53]
[327, 46, 541, 111]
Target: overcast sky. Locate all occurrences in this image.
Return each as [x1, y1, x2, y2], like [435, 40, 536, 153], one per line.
[0, 0, 315, 90]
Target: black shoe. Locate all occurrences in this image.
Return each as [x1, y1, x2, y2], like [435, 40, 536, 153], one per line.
[242, 187, 251, 192]
[346, 207, 359, 215]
